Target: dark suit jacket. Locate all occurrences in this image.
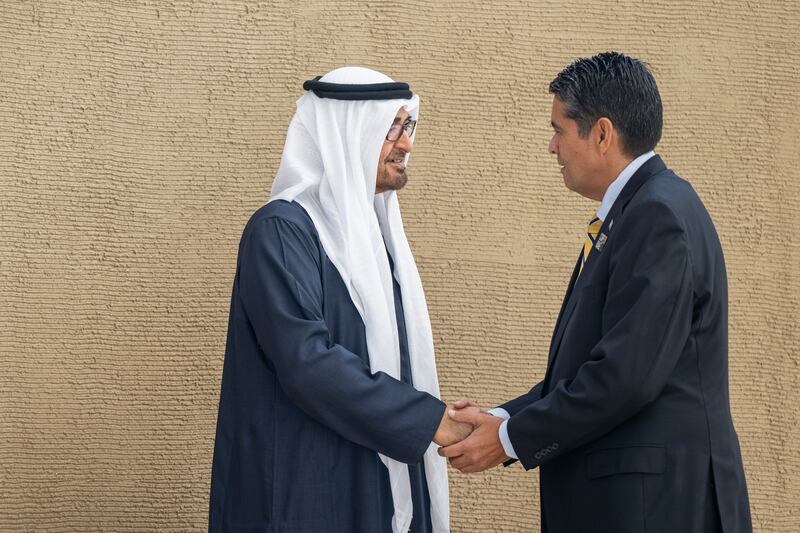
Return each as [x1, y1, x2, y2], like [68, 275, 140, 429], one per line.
[502, 156, 752, 533]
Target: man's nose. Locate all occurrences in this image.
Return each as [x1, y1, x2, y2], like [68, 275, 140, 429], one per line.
[395, 131, 413, 152]
[548, 136, 557, 155]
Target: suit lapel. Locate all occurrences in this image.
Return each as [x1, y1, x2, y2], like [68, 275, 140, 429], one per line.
[542, 155, 668, 391]
[546, 254, 581, 365]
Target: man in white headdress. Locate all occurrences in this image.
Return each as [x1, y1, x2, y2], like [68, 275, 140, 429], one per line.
[209, 67, 469, 533]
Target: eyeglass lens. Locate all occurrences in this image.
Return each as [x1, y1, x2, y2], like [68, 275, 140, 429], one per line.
[386, 120, 416, 142]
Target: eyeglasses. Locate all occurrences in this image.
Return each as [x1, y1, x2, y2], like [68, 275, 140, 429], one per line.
[385, 119, 417, 142]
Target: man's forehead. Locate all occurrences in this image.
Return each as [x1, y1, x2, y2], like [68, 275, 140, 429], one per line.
[550, 98, 569, 126]
[551, 97, 565, 114]
[393, 107, 410, 123]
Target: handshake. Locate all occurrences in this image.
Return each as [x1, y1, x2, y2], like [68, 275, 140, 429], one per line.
[431, 400, 511, 473]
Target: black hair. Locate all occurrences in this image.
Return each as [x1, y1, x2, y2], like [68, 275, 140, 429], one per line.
[549, 51, 663, 157]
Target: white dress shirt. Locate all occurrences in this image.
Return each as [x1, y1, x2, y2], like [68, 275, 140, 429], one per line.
[491, 151, 656, 460]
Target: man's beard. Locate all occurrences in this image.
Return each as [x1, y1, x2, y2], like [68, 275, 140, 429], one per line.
[379, 168, 408, 191]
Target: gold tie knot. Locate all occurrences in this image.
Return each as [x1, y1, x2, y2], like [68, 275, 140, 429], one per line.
[580, 217, 603, 275]
[587, 217, 602, 241]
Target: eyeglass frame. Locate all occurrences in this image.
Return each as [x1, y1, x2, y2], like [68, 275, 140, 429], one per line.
[385, 119, 417, 142]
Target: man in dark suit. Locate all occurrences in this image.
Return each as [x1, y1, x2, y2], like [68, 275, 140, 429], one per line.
[439, 52, 753, 532]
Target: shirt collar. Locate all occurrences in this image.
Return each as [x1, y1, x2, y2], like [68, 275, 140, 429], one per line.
[596, 151, 656, 221]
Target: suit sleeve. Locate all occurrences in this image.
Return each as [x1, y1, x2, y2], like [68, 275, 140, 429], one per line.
[499, 381, 544, 416]
[507, 200, 693, 470]
[238, 216, 445, 464]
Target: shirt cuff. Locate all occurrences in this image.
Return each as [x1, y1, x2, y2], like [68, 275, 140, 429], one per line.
[498, 419, 518, 460]
[488, 407, 511, 420]
[488, 408, 516, 460]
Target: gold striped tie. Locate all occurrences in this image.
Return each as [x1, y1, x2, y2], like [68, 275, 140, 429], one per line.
[579, 217, 603, 276]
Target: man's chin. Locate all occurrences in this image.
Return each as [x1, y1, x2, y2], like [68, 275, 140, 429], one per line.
[377, 172, 408, 193]
[562, 174, 575, 192]
[394, 172, 409, 190]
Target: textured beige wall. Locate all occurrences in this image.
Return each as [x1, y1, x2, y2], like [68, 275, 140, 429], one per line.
[2, 1, 798, 531]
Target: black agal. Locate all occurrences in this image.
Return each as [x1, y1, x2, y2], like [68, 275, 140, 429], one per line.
[302, 76, 413, 100]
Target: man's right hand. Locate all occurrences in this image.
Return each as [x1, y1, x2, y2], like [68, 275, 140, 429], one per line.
[433, 404, 474, 446]
[451, 399, 485, 412]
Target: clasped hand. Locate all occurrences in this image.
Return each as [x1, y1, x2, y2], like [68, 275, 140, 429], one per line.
[433, 400, 510, 474]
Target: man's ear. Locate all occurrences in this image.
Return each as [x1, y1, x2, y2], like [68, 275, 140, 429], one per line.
[595, 117, 614, 154]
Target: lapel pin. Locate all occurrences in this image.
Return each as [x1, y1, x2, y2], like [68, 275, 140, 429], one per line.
[595, 233, 608, 252]
[609, 219, 614, 229]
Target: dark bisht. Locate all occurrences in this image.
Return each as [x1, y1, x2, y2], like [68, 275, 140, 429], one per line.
[269, 67, 448, 533]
